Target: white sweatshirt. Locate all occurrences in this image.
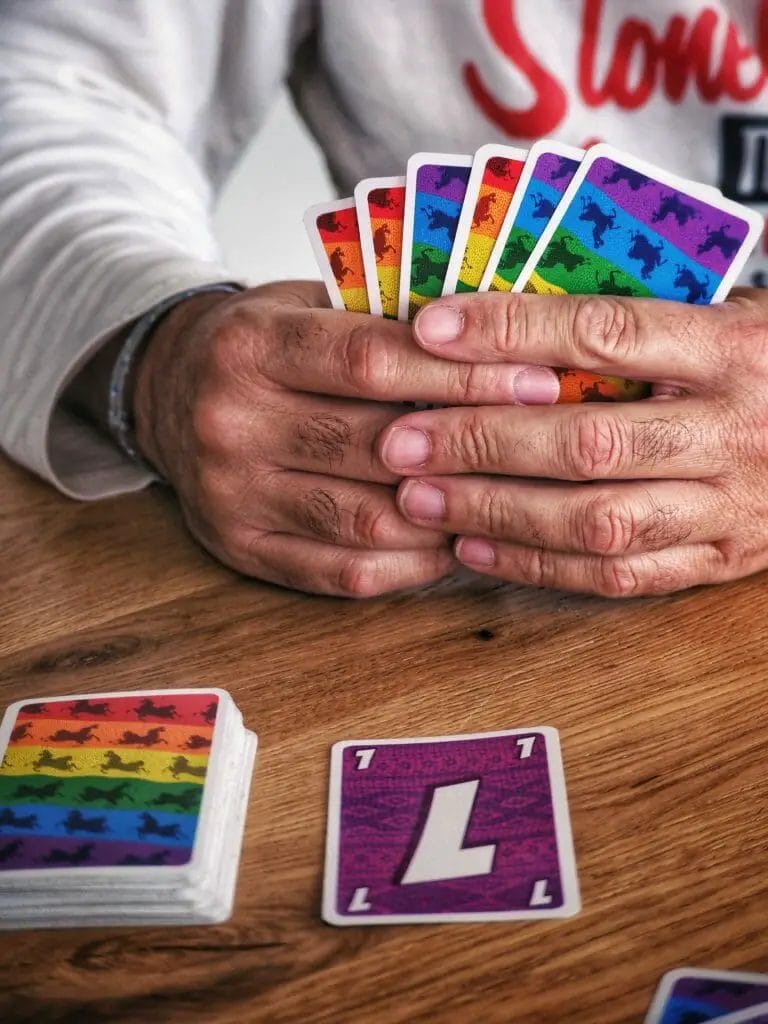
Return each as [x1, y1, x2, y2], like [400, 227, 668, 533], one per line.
[2, 0, 767, 499]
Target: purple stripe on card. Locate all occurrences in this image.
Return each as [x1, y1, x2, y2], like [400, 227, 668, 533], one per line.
[416, 164, 471, 204]
[534, 153, 580, 195]
[0, 835, 192, 871]
[586, 156, 749, 277]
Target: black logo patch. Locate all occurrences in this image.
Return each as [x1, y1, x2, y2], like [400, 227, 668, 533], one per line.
[720, 115, 768, 203]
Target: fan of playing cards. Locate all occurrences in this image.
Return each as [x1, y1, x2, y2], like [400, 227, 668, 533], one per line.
[0, 689, 255, 928]
[305, 140, 763, 403]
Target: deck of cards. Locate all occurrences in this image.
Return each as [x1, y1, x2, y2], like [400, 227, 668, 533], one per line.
[305, 140, 763, 403]
[0, 689, 256, 929]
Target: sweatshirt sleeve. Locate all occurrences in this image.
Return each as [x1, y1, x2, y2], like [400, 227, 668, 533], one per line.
[0, 0, 306, 500]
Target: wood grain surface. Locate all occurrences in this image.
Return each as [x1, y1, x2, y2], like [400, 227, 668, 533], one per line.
[1, 453, 767, 1024]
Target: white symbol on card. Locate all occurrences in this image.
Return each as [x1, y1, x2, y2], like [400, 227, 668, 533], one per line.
[347, 886, 372, 912]
[400, 779, 496, 885]
[354, 748, 376, 770]
[529, 879, 553, 906]
[516, 736, 536, 759]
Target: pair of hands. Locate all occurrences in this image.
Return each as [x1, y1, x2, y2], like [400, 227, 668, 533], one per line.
[133, 280, 768, 598]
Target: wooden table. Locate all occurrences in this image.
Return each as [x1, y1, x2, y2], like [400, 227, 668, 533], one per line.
[1, 452, 767, 1024]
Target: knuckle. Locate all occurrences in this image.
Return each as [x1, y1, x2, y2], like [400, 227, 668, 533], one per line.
[294, 413, 352, 468]
[561, 412, 629, 480]
[452, 413, 498, 470]
[516, 546, 556, 590]
[572, 297, 639, 366]
[594, 557, 643, 599]
[479, 487, 515, 538]
[336, 554, 382, 598]
[579, 492, 637, 556]
[207, 317, 254, 378]
[349, 498, 391, 549]
[632, 417, 694, 467]
[296, 488, 342, 543]
[342, 321, 394, 393]
[484, 293, 528, 357]
[448, 362, 487, 405]
[191, 396, 242, 457]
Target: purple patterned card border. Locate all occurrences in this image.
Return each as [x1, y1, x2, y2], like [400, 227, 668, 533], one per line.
[322, 727, 580, 926]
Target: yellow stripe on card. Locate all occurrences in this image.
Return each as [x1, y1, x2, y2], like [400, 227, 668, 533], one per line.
[523, 272, 566, 296]
[0, 745, 208, 784]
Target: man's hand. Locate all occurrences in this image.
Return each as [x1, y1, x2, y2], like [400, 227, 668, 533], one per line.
[133, 281, 558, 597]
[380, 289, 768, 598]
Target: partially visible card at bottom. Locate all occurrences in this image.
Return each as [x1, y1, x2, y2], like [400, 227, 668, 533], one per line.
[323, 727, 579, 925]
[712, 1006, 768, 1024]
[644, 968, 768, 1024]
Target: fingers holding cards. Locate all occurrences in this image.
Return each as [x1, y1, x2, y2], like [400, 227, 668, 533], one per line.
[322, 727, 579, 925]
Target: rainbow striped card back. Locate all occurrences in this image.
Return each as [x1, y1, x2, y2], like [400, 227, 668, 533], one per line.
[355, 176, 406, 320]
[443, 144, 527, 296]
[399, 153, 472, 321]
[0, 691, 220, 872]
[482, 141, 583, 294]
[304, 200, 370, 314]
[517, 145, 763, 303]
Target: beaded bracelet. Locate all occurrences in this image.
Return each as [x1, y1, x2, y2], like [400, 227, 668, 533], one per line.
[107, 283, 243, 475]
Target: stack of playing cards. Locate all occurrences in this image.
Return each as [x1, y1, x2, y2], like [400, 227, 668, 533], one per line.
[305, 141, 763, 403]
[645, 967, 768, 1023]
[0, 688, 256, 929]
[322, 727, 579, 925]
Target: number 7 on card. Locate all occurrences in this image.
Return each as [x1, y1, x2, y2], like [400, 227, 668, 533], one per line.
[322, 728, 580, 925]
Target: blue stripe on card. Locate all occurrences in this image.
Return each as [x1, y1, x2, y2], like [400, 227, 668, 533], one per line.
[413, 192, 463, 255]
[0, 803, 196, 847]
[514, 180, 564, 242]
[557, 181, 721, 302]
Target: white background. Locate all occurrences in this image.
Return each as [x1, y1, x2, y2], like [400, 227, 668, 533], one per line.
[213, 89, 334, 284]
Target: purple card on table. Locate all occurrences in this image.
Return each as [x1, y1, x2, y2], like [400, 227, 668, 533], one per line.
[645, 968, 768, 1024]
[322, 727, 579, 925]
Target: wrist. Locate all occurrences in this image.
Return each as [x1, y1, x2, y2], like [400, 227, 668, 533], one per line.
[133, 290, 235, 479]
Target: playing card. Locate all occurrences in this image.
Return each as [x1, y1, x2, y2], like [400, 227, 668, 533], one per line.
[441, 143, 527, 296]
[480, 140, 584, 294]
[322, 727, 579, 926]
[644, 968, 768, 1024]
[516, 144, 763, 302]
[710, 1007, 768, 1024]
[0, 691, 222, 875]
[304, 199, 370, 314]
[398, 152, 472, 321]
[355, 176, 406, 319]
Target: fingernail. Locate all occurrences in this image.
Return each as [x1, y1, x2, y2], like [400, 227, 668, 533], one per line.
[456, 537, 496, 567]
[512, 366, 560, 405]
[414, 304, 464, 346]
[382, 427, 431, 470]
[401, 481, 445, 521]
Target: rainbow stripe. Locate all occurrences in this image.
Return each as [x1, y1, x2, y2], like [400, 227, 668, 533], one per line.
[0, 693, 217, 871]
[454, 150, 526, 292]
[367, 185, 405, 319]
[315, 206, 369, 314]
[490, 149, 580, 293]
[406, 161, 471, 319]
